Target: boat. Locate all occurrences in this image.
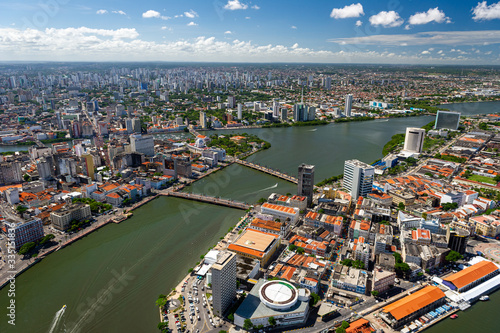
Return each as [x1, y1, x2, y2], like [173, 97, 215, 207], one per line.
[62, 304, 67, 310]
[450, 314, 458, 319]
[480, 295, 489, 301]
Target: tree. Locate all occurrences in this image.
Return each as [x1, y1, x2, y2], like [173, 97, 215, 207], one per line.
[445, 250, 463, 263]
[39, 234, 55, 246]
[158, 322, 169, 331]
[268, 316, 276, 326]
[18, 242, 36, 255]
[227, 313, 234, 322]
[336, 328, 346, 333]
[243, 319, 254, 331]
[422, 212, 428, 219]
[23, 174, 30, 182]
[398, 202, 405, 210]
[371, 290, 379, 296]
[257, 197, 266, 204]
[16, 205, 28, 214]
[310, 292, 321, 306]
[296, 247, 305, 254]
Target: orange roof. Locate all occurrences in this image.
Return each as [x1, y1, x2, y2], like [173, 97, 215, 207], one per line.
[227, 244, 264, 258]
[262, 203, 297, 215]
[106, 192, 120, 199]
[345, 318, 375, 333]
[443, 260, 499, 289]
[382, 286, 445, 320]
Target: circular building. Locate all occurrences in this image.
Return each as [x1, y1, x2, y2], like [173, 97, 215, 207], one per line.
[259, 280, 298, 311]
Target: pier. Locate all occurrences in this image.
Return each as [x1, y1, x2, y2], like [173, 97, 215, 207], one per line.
[234, 158, 298, 184]
[160, 191, 251, 210]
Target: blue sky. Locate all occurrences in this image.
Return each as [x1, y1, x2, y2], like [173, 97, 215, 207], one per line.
[0, 0, 499, 64]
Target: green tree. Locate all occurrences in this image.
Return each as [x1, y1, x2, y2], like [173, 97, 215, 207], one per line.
[336, 328, 346, 333]
[243, 318, 254, 331]
[398, 202, 405, 210]
[16, 205, 28, 214]
[310, 292, 321, 306]
[341, 321, 350, 329]
[157, 322, 169, 331]
[257, 197, 267, 204]
[23, 174, 30, 182]
[288, 244, 297, 251]
[18, 242, 36, 255]
[227, 313, 234, 321]
[371, 290, 379, 296]
[268, 316, 276, 326]
[445, 250, 463, 262]
[296, 247, 305, 254]
[39, 234, 55, 246]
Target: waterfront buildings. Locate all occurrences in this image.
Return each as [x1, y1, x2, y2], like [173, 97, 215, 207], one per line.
[4, 217, 44, 250]
[442, 260, 500, 293]
[50, 203, 92, 231]
[380, 286, 446, 329]
[343, 160, 374, 199]
[130, 134, 154, 157]
[211, 251, 237, 316]
[403, 127, 425, 154]
[435, 110, 461, 130]
[372, 267, 396, 293]
[234, 279, 310, 328]
[297, 164, 315, 206]
[261, 203, 300, 224]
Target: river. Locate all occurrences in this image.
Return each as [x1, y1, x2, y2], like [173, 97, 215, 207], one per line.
[0, 100, 498, 333]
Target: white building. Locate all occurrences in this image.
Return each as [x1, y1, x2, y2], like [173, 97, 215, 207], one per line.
[261, 203, 300, 224]
[130, 134, 154, 157]
[211, 251, 237, 316]
[344, 94, 353, 117]
[343, 159, 374, 199]
[403, 127, 425, 153]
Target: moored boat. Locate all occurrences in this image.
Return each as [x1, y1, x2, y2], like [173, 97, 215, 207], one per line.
[450, 314, 458, 319]
[480, 295, 489, 301]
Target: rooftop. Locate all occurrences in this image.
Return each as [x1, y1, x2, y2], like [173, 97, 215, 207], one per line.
[443, 260, 499, 290]
[382, 286, 445, 321]
[232, 229, 278, 252]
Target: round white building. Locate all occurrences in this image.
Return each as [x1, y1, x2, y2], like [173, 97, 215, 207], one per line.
[259, 281, 298, 311]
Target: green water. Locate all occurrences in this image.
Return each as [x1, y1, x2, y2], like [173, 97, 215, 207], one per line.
[1, 100, 498, 332]
[0, 197, 244, 333]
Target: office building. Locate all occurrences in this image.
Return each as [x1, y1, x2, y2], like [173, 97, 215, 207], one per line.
[344, 94, 353, 117]
[237, 103, 242, 120]
[200, 111, 207, 129]
[211, 251, 237, 316]
[81, 154, 95, 180]
[228, 229, 280, 266]
[281, 108, 287, 121]
[50, 204, 92, 231]
[344, 160, 375, 199]
[0, 161, 23, 185]
[126, 118, 141, 134]
[297, 164, 315, 206]
[293, 103, 306, 122]
[434, 111, 460, 130]
[130, 134, 155, 157]
[5, 218, 44, 250]
[36, 157, 52, 180]
[403, 127, 425, 153]
[446, 226, 469, 255]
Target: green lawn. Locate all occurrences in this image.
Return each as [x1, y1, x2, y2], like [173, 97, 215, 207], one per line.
[468, 174, 497, 185]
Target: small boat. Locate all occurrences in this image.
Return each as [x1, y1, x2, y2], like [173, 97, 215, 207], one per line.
[450, 314, 458, 319]
[480, 295, 489, 301]
[62, 304, 67, 310]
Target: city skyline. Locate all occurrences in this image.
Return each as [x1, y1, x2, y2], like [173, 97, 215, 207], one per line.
[0, 1, 499, 64]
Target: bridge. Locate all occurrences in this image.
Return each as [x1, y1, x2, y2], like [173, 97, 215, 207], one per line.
[161, 191, 251, 210]
[234, 158, 298, 184]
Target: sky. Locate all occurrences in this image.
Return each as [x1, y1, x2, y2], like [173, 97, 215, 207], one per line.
[0, 0, 499, 64]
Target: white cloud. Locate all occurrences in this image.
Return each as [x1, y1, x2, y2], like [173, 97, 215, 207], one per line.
[421, 50, 430, 54]
[187, 22, 198, 26]
[224, 0, 248, 10]
[142, 10, 170, 20]
[473, 1, 500, 20]
[355, 20, 362, 27]
[0, 27, 495, 64]
[142, 10, 161, 18]
[252, 5, 260, 10]
[184, 10, 198, 18]
[330, 3, 364, 19]
[161, 26, 172, 31]
[224, 30, 232, 34]
[329, 30, 500, 46]
[96, 9, 107, 15]
[245, 16, 251, 19]
[112, 10, 127, 16]
[369, 11, 404, 27]
[291, 25, 297, 29]
[408, 7, 449, 25]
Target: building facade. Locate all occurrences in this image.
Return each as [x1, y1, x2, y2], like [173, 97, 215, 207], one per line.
[211, 251, 237, 316]
[343, 160, 374, 199]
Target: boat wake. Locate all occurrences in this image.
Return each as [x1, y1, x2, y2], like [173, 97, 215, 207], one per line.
[309, 128, 317, 131]
[48, 305, 66, 333]
[248, 183, 278, 195]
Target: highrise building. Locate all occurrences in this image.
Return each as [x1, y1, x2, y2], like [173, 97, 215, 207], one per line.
[272, 99, 280, 118]
[298, 164, 315, 206]
[434, 111, 460, 130]
[130, 134, 155, 157]
[132, 118, 142, 133]
[344, 94, 353, 117]
[403, 127, 425, 153]
[237, 103, 243, 120]
[344, 159, 374, 199]
[81, 154, 95, 179]
[36, 157, 52, 180]
[200, 111, 207, 129]
[228, 95, 236, 108]
[211, 251, 237, 316]
[293, 104, 307, 122]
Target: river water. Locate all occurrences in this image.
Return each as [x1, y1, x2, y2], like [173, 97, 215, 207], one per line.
[0, 101, 498, 333]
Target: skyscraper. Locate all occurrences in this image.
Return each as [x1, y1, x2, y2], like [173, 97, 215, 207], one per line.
[344, 159, 374, 199]
[298, 164, 315, 206]
[237, 103, 243, 120]
[344, 94, 353, 117]
[434, 111, 460, 130]
[228, 95, 236, 108]
[200, 111, 207, 129]
[211, 251, 236, 316]
[272, 99, 280, 118]
[403, 127, 425, 153]
[130, 134, 155, 156]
